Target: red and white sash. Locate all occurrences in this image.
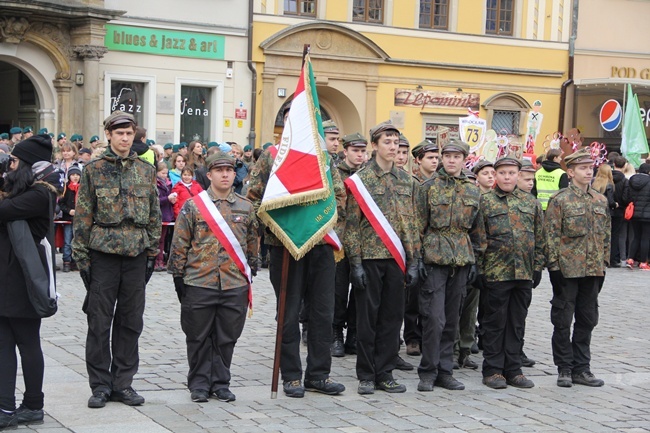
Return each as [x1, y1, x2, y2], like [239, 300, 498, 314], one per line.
[344, 174, 406, 273]
[193, 190, 253, 308]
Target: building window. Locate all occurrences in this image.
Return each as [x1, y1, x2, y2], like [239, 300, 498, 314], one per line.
[491, 110, 520, 135]
[174, 78, 223, 144]
[419, 0, 449, 30]
[110, 81, 146, 126]
[486, 0, 514, 36]
[284, 0, 317, 16]
[104, 72, 156, 131]
[353, 0, 384, 23]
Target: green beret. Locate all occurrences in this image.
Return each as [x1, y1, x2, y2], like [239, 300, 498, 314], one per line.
[48, 133, 54, 138]
[494, 156, 522, 169]
[342, 132, 367, 148]
[57, 133, 66, 141]
[207, 141, 220, 149]
[206, 151, 235, 169]
[263, 142, 273, 150]
[179, 142, 187, 149]
[441, 139, 469, 156]
[172, 144, 180, 153]
[90, 135, 100, 143]
[38, 128, 48, 135]
[163, 143, 173, 150]
[369, 120, 399, 142]
[243, 145, 252, 152]
[322, 120, 339, 134]
[10, 127, 22, 135]
[23, 126, 33, 133]
[0, 133, 8, 139]
[564, 148, 594, 167]
[146, 139, 155, 146]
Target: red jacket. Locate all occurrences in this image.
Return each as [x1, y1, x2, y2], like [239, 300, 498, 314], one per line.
[171, 180, 204, 219]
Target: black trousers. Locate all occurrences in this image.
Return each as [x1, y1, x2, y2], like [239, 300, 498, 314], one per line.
[85, 250, 146, 394]
[403, 279, 422, 345]
[610, 215, 624, 264]
[0, 317, 44, 411]
[418, 265, 469, 380]
[355, 259, 404, 382]
[481, 280, 532, 378]
[629, 220, 650, 263]
[269, 245, 335, 382]
[551, 276, 600, 374]
[181, 285, 248, 392]
[333, 256, 356, 332]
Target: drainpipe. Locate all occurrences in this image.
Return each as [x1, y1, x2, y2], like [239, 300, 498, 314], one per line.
[247, 0, 257, 148]
[558, 0, 579, 132]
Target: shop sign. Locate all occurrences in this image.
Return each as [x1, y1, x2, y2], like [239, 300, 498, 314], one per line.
[395, 89, 480, 110]
[611, 67, 650, 80]
[105, 24, 225, 60]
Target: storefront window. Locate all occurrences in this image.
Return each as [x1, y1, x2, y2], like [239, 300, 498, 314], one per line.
[180, 86, 212, 143]
[109, 81, 145, 125]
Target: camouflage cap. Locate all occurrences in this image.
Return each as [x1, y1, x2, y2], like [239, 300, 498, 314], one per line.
[411, 139, 438, 158]
[342, 132, 367, 148]
[369, 120, 400, 142]
[494, 156, 522, 169]
[206, 151, 235, 169]
[103, 111, 136, 130]
[472, 159, 494, 174]
[322, 120, 339, 134]
[441, 139, 470, 156]
[520, 158, 536, 172]
[564, 148, 594, 167]
[463, 168, 477, 180]
[398, 134, 410, 148]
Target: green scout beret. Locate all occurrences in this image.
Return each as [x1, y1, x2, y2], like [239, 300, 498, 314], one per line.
[494, 156, 522, 169]
[263, 142, 273, 150]
[48, 133, 54, 138]
[38, 128, 48, 135]
[172, 144, 180, 152]
[10, 127, 22, 135]
[163, 143, 173, 150]
[72, 134, 83, 142]
[472, 159, 494, 174]
[412, 139, 438, 159]
[179, 142, 187, 149]
[398, 134, 410, 148]
[0, 133, 8, 139]
[520, 158, 536, 173]
[342, 132, 367, 148]
[206, 151, 235, 169]
[441, 139, 470, 156]
[23, 126, 33, 133]
[90, 135, 99, 143]
[564, 148, 594, 167]
[369, 120, 400, 142]
[57, 132, 66, 141]
[244, 145, 252, 152]
[146, 139, 155, 146]
[103, 111, 136, 130]
[207, 141, 220, 149]
[322, 120, 339, 134]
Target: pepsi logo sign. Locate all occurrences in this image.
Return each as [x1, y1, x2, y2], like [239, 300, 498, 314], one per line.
[600, 99, 622, 132]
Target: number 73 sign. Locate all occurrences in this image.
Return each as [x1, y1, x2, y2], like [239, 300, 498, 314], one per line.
[459, 115, 487, 154]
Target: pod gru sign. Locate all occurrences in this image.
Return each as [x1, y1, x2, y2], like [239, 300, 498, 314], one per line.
[105, 24, 225, 60]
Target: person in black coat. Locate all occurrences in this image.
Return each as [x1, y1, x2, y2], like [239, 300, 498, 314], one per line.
[623, 163, 650, 269]
[0, 134, 57, 428]
[611, 156, 629, 266]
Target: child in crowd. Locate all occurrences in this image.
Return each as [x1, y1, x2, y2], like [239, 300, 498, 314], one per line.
[58, 163, 82, 272]
[171, 166, 203, 219]
[156, 162, 176, 271]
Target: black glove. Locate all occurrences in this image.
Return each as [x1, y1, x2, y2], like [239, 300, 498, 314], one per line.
[405, 262, 420, 290]
[79, 268, 92, 291]
[248, 256, 259, 277]
[467, 264, 478, 286]
[418, 259, 428, 282]
[350, 263, 367, 290]
[173, 276, 186, 302]
[145, 256, 156, 284]
[548, 270, 565, 289]
[532, 270, 542, 289]
[474, 274, 487, 291]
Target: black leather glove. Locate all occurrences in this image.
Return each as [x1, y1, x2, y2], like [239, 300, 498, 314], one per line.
[248, 256, 259, 277]
[418, 259, 428, 282]
[548, 270, 565, 289]
[467, 264, 478, 286]
[145, 256, 156, 284]
[532, 270, 542, 289]
[79, 268, 92, 291]
[475, 274, 487, 291]
[350, 263, 367, 290]
[173, 276, 186, 302]
[405, 262, 420, 290]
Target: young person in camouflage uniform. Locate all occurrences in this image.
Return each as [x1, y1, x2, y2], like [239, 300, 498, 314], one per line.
[544, 148, 610, 388]
[476, 157, 544, 389]
[416, 139, 481, 392]
[168, 151, 258, 404]
[72, 111, 161, 409]
[344, 121, 422, 395]
[411, 139, 440, 183]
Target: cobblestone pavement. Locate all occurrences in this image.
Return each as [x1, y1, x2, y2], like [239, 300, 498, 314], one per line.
[11, 257, 650, 433]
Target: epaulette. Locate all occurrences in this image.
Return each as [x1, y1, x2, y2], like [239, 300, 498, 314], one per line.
[549, 187, 569, 200]
[235, 192, 253, 203]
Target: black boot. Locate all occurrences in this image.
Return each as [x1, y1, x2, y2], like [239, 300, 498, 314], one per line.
[458, 349, 478, 369]
[344, 329, 357, 355]
[331, 326, 345, 357]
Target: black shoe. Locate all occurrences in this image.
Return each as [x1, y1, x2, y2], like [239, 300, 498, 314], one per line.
[459, 351, 478, 369]
[471, 341, 479, 354]
[417, 378, 434, 392]
[357, 380, 375, 395]
[15, 405, 44, 425]
[557, 369, 573, 388]
[0, 410, 17, 429]
[212, 388, 236, 402]
[521, 351, 536, 367]
[110, 387, 145, 406]
[394, 355, 414, 371]
[452, 360, 460, 370]
[406, 341, 421, 356]
[506, 374, 535, 388]
[304, 378, 345, 395]
[88, 390, 109, 408]
[331, 327, 345, 357]
[301, 325, 308, 346]
[435, 375, 465, 390]
[483, 374, 507, 389]
[191, 389, 209, 403]
[344, 331, 357, 355]
[375, 378, 406, 393]
[283, 380, 305, 398]
[572, 371, 604, 387]
[62, 262, 71, 272]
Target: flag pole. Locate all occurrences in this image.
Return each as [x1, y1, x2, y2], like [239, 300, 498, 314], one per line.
[270, 44, 311, 399]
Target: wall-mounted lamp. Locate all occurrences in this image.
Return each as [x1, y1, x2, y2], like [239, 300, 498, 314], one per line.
[277, 88, 286, 98]
[226, 61, 233, 79]
[75, 70, 84, 86]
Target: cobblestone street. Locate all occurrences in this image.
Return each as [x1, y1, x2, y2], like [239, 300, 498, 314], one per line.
[12, 261, 650, 432]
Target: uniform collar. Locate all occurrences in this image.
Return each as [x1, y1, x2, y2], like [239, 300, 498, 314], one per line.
[569, 183, 591, 197]
[207, 187, 236, 203]
[369, 158, 399, 178]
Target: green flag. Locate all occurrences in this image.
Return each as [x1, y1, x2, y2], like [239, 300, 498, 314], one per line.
[621, 84, 649, 169]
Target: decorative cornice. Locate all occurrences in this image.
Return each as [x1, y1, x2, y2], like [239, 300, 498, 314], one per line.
[0, 16, 30, 44]
[73, 44, 108, 60]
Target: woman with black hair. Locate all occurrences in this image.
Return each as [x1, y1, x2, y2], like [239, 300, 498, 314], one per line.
[0, 134, 57, 429]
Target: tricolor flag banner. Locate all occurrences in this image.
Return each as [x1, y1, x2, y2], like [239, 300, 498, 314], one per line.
[621, 83, 649, 169]
[258, 53, 340, 260]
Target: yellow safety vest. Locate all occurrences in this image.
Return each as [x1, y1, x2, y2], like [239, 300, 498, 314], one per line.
[535, 168, 565, 210]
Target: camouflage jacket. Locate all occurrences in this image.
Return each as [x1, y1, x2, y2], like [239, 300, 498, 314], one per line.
[246, 148, 346, 246]
[72, 148, 161, 267]
[419, 168, 481, 267]
[337, 160, 360, 183]
[168, 189, 258, 290]
[414, 171, 437, 184]
[544, 183, 610, 278]
[344, 159, 421, 266]
[477, 186, 545, 282]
